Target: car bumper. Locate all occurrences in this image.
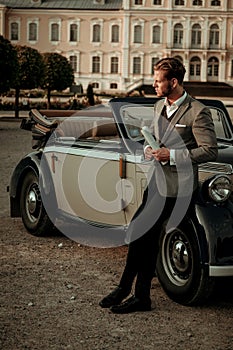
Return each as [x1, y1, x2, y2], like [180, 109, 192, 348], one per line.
[209, 265, 233, 277]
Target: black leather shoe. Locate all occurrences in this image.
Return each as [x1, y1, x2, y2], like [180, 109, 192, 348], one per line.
[110, 295, 151, 314]
[99, 287, 130, 308]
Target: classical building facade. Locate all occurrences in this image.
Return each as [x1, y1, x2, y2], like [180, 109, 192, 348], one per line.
[0, 0, 233, 95]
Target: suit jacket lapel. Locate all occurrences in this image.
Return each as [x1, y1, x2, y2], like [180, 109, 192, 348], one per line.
[154, 100, 164, 141]
[161, 95, 191, 144]
[170, 96, 191, 127]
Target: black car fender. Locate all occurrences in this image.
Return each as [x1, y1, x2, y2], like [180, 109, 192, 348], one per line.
[9, 151, 58, 219]
[195, 201, 233, 267]
[171, 211, 210, 268]
[9, 151, 42, 217]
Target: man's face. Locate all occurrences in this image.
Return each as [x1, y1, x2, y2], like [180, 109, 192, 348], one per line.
[153, 70, 173, 98]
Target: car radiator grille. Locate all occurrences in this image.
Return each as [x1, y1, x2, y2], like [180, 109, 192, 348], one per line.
[199, 162, 233, 175]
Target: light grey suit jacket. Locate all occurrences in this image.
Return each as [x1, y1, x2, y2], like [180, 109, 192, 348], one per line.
[147, 94, 218, 197]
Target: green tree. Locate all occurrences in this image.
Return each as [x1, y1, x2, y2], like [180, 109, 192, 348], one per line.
[0, 35, 18, 94]
[42, 52, 74, 109]
[14, 45, 44, 118]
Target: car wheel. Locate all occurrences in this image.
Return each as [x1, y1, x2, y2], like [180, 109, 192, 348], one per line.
[156, 220, 214, 306]
[20, 170, 54, 236]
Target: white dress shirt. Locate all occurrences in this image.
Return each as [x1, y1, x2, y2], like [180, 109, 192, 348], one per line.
[165, 91, 187, 165]
[144, 91, 187, 165]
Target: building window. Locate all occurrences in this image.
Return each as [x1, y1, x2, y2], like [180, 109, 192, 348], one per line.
[134, 25, 142, 43]
[51, 23, 59, 41]
[10, 22, 19, 41]
[92, 56, 100, 73]
[93, 24, 101, 42]
[193, 0, 202, 4]
[110, 83, 118, 89]
[231, 60, 233, 77]
[70, 24, 78, 42]
[173, 23, 183, 47]
[208, 57, 219, 77]
[151, 57, 159, 74]
[133, 57, 141, 74]
[111, 25, 119, 43]
[211, 0, 220, 5]
[135, 0, 143, 4]
[28, 22, 37, 41]
[152, 25, 161, 43]
[190, 56, 201, 77]
[93, 82, 99, 88]
[191, 24, 201, 47]
[70, 55, 77, 72]
[153, 0, 162, 4]
[173, 55, 183, 63]
[110, 57, 119, 74]
[175, 0, 185, 5]
[209, 24, 219, 47]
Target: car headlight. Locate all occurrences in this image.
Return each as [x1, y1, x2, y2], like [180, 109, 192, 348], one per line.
[208, 175, 232, 203]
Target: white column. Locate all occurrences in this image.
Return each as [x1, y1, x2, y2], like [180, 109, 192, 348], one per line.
[184, 53, 189, 82]
[122, 13, 130, 88]
[201, 52, 207, 82]
[166, 15, 172, 50]
[203, 17, 209, 50]
[0, 7, 6, 36]
[184, 16, 190, 50]
[221, 17, 227, 50]
[219, 52, 226, 82]
[122, 0, 129, 10]
[219, 18, 226, 82]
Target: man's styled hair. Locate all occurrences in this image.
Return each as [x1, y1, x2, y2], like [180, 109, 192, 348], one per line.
[154, 57, 186, 85]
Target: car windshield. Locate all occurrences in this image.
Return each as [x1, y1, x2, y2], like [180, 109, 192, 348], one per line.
[120, 105, 154, 141]
[209, 107, 233, 140]
[119, 104, 232, 142]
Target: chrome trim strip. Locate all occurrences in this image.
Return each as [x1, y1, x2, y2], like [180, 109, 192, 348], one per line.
[209, 265, 233, 277]
[44, 145, 144, 163]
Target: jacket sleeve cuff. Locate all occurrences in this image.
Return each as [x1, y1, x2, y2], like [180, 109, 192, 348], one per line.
[170, 149, 176, 165]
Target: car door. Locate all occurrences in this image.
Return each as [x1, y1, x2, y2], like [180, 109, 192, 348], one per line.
[42, 117, 128, 227]
[109, 99, 156, 224]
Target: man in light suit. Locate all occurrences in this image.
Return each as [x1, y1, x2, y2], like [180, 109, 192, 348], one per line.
[99, 57, 218, 313]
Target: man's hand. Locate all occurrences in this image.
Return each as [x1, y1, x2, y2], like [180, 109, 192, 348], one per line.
[152, 147, 170, 162]
[144, 146, 170, 162]
[144, 146, 153, 160]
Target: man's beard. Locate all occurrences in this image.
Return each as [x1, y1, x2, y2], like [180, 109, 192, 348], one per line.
[163, 82, 173, 97]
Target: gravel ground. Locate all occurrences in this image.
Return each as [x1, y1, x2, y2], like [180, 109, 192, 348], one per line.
[0, 119, 233, 350]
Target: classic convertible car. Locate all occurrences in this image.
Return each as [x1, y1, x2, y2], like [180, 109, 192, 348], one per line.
[9, 97, 233, 306]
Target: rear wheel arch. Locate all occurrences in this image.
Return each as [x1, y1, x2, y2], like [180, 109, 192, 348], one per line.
[10, 157, 41, 217]
[13, 156, 58, 236]
[13, 155, 58, 215]
[19, 169, 55, 236]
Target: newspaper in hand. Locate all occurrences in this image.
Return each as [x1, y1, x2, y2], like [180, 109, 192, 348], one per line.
[141, 126, 159, 150]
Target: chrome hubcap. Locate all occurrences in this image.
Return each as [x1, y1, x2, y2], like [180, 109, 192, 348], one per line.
[163, 230, 192, 286]
[28, 190, 37, 214]
[26, 184, 41, 222]
[171, 240, 189, 274]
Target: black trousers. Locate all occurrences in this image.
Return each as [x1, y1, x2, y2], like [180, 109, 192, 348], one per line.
[119, 186, 197, 300]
